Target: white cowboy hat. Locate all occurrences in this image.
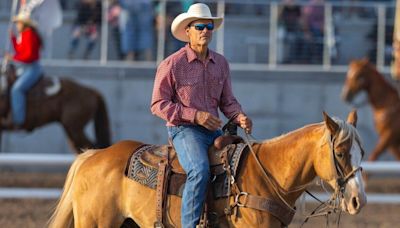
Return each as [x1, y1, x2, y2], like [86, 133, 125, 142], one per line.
[12, 11, 36, 27]
[171, 3, 223, 42]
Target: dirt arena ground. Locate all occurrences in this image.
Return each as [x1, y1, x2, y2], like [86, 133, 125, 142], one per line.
[0, 171, 399, 228]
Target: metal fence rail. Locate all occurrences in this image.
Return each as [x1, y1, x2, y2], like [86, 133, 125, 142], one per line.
[0, 153, 75, 166]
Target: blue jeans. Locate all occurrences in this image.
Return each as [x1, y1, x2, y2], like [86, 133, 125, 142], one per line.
[167, 125, 222, 228]
[11, 61, 42, 125]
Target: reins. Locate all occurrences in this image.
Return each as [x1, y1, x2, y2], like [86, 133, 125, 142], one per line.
[244, 133, 298, 212]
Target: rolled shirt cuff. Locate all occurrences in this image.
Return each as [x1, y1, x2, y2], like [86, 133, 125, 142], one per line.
[181, 107, 197, 124]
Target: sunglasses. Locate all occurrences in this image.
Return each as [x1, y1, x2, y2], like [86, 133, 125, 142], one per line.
[190, 23, 214, 31]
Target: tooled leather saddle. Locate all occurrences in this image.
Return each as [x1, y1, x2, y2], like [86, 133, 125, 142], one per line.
[125, 123, 247, 227]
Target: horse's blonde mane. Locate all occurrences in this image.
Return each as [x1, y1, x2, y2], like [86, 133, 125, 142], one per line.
[261, 123, 322, 144]
[261, 118, 362, 149]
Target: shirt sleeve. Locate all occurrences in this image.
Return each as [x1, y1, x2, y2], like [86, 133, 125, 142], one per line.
[219, 60, 244, 123]
[13, 30, 36, 62]
[150, 59, 197, 125]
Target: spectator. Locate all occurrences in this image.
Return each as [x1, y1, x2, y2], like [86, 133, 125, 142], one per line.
[278, 0, 302, 63]
[67, 0, 102, 60]
[59, 0, 67, 9]
[155, 0, 193, 56]
[119, 0, 154, 61]
[108, 0, 123, 60]
[300, 0, 325, 64]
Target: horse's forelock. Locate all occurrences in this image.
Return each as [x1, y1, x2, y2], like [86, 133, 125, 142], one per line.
[331, 117, 363, 154]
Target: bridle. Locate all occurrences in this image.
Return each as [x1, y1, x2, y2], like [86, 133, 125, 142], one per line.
[330, 134, 363, 194]
[300, 133, 363, 227]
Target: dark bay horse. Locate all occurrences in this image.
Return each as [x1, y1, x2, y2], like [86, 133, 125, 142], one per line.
[342, 59, 400, 161]
[49, 111, 366, 227]
[0, 63, 110, 153]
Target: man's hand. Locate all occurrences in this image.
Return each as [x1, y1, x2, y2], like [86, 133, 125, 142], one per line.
[238, 113, 253, 134]
[4, 52, 12, 61]
[195, 111, 222, 131]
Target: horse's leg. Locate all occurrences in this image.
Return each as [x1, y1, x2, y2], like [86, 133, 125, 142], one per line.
[97, 204, 125, 228]
[120, 218, 140, 228]
[73, 203, 96, 228]
[64, 125, 94, 153]
[368, 133, 392, 161]
[98, 215, 125, 228]
[388, 145, 400, 160]
[73, 198, 123, 228]
[60, 98, 95, 153]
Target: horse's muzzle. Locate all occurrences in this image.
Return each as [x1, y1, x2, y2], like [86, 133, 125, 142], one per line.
[341, 87, 353, 103]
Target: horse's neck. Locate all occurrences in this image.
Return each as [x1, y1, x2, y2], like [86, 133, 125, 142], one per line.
[240, 124, 324, 202]
[367, 70, 399, 110]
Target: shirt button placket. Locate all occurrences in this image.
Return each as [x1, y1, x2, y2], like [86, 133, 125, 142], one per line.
[203, 63, 208, 109]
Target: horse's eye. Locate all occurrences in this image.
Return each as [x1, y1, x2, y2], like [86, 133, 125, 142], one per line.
[336, 153, 344, 159]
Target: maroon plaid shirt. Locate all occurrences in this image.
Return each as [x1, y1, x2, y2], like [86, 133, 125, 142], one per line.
[151, 44, 243, 126]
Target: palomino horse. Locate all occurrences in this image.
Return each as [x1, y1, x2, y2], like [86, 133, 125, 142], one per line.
[49, 111, 366, 227]
[0, 63, 110, 153]
[342, 59, 400, 161]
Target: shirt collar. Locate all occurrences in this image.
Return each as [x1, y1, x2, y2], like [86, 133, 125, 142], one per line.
[185, 44, 215, 64]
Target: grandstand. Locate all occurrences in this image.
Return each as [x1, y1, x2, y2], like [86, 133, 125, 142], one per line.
[0, 0, 396, 157]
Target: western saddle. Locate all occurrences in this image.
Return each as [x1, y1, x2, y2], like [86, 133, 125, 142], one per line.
[126, 132, 245, 227]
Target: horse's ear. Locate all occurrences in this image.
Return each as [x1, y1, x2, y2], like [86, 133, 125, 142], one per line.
[323, 111, 339, 135]
[346, 109, 357, 127]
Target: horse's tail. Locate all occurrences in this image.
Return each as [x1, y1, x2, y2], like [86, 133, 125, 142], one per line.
[48, 150, 97, 228]
[94, 94, 111, 148]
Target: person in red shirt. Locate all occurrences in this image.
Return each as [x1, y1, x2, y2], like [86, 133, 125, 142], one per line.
[4, 12, 43, 128]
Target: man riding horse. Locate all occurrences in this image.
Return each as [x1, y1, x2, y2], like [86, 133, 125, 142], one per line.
[3, 11, 43, 129]
[150, 3, 252, 227]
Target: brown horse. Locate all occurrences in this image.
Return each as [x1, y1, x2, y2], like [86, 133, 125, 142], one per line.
[48, 110, 366, 227]
[0, 63, 110, 153]
[342, 59, 400, 161]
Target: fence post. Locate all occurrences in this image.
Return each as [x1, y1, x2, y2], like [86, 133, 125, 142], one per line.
[269, 2, 278, 68]
[100, 0, 109, 65]
[377, 4, 386, 70]
[216, 1, 225, 55]
[323, 3, 332, 69]
[156, 0, 167, 65]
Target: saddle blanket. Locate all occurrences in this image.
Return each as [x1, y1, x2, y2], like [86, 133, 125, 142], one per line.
[125, 143, 248, 198]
